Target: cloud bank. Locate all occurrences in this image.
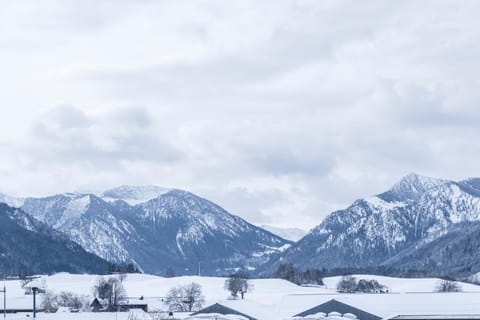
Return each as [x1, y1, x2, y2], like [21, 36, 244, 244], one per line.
[0, 0, 479, 228]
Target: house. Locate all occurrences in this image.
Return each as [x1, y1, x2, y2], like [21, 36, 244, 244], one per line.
[293, 299, 382, 320]
[90, 298, 104, 312]
[118, 303, 149, 312]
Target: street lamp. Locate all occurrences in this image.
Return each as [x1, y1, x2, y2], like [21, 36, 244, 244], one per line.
[32, 287, 38, 318]
[31, 287, 45, 318]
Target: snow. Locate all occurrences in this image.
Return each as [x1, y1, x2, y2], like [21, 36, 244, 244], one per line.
[0, 193, 24, 208]
[100, 185, 171, 205]
[322, 275, 480, 293]
[2, 274, 480, 320]
[260, 225, 307, 242]
[365, 197, 406, 210]
[55, 195, 91, 229]
[185, 314, 248, 320]
[3, 311, 151, 320]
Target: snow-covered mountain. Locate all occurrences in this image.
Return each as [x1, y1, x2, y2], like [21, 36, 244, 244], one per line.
[265, 173, 480, 277]
[0, 192, 24, 208]
[21, 193, 137, 263]
[17, 187, 291, 275]
[260, 225, 307, 242]
[101, 185, 171, 205]
[0, 203, 110, 275]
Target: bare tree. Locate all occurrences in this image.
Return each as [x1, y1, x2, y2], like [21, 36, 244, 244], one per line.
[118, 273, 127, 283]
[41, 291, 59, 313]
[336, 275, 357, 293]
[435, 280, 462, 292]
[165, 282, 205, 312]
[224, 271, 251, 299]
[41, 290, 90, 312]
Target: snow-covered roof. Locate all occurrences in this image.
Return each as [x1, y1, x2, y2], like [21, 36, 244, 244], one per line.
[185, 313, 249, 320]
[390, 315, 480, 320]
[278, 292, 480, 320]
[192, 300, 277, 320]
[294, 299, 382, 320]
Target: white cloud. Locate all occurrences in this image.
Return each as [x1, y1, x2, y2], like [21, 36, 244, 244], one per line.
[0, 0, 479, 229]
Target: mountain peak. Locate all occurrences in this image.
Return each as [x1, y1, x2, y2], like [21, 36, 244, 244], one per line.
[101, 185, 171, 205]
[378, 172, 448, 202]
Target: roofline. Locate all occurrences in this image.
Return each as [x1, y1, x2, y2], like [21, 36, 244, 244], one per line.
[294, 298, 382, 320]
[191, 303, 258, 320]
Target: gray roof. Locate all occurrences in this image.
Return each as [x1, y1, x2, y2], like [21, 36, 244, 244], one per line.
[191, 303, 258, 320]
[294, 299, 382, 320]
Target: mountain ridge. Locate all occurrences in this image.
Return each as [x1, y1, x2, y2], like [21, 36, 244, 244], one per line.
[264, 173, 480, 277]
[14, 187, 291, 275]
[0, 203, 110, 275]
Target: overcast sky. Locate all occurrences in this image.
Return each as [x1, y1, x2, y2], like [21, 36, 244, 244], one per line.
[0, 0, 479, 229]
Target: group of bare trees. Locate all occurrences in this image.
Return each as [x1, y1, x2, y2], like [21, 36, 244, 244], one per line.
[435, 279, 462, 292]
[336, 275, 462, 293]
[336, 276, 387, 293]
[163, 271, 252, 313]
[165, 282, 205, 312]
[43, 270, 253, 314]
[41, 291, 90, 312]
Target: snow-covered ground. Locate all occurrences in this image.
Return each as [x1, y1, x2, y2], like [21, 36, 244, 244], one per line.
[1, 273, 479, 319]
[322, 274, 480, 293]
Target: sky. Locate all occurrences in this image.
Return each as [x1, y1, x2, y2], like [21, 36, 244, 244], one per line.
[0, 0, 479, 230]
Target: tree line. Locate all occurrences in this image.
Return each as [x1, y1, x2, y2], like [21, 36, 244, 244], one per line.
[274, 263, 324, 285]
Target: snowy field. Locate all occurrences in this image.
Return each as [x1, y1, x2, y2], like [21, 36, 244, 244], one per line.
[1, 273, 479, 319]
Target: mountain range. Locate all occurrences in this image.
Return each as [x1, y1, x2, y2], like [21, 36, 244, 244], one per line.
[2, 173, 480, 278]
[4, 186, 290, 276]
[265, 173, 480, 277]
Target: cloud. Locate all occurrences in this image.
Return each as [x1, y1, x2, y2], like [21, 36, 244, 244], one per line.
[14, 106, 183, 173]
[1, 0, 480, 228]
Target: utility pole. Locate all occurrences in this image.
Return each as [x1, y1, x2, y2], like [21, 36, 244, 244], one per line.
[0, 278, 5, 318]
[32, 287, 38, 319]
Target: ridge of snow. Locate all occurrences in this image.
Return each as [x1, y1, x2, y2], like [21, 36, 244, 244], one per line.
[260, 225, 307, 242]
[0, 192, 25, 207]
[387, 173, 449, 199]
[100, 185, 171, 205]
[365, 196, 407, 209]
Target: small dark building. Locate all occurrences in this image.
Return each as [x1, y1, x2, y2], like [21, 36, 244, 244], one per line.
[90, 298, 103, 312]
[294, 299, 382, 320]
[118, 304, 148, 312]
[191, 303, 257, 320]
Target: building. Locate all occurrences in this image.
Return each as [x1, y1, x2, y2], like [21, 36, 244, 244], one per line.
[191, 303, 257, 320]
[294, 299, 382, 320]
